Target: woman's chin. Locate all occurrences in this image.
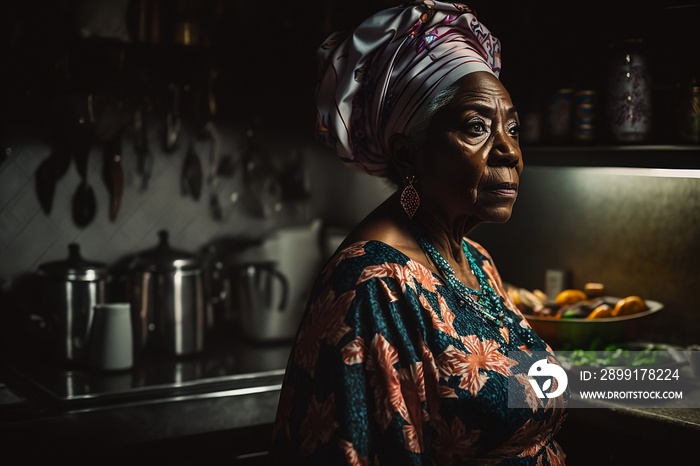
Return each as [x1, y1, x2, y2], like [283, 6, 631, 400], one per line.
[481, 206, 515, 224]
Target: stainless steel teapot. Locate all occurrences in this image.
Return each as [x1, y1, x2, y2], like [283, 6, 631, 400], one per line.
[37, 243, 108, 363]
[128, 230, 205, 356]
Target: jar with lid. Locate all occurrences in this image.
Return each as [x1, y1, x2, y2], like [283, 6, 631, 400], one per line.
[606, 38, 652, 142]
[545, 88, 574, 143]
[519, 86, 544, 145]
[574, 90, 599, 142]
[677, 78, 700, 143]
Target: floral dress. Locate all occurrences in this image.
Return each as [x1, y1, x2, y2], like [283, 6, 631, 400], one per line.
[269, 239, 569, 465]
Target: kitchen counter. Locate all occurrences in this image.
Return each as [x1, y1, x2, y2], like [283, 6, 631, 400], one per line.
[559, 399, 700, 465]
[2, 332, 699, 465]
[566, 383, 700, 435]
[540, 361, 700, 465]
[0, 330, 292, 464]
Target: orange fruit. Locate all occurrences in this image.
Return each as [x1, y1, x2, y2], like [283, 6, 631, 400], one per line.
[612, 296, 647, 317]
[555, 289, 587, 307]
[586, 304, 614, 319]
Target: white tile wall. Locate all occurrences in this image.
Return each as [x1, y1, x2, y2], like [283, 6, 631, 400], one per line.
[0, 125, 320, 284]
[1, 118, 393, 290]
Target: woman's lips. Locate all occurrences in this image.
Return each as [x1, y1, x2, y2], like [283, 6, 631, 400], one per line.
[482, 182, 518, 198]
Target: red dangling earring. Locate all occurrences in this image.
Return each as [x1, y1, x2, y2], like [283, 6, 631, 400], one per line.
[400, 175, 420, 219]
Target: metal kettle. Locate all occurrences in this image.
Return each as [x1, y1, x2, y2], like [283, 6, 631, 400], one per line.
[37, 243, 108, 363]
[128, 230, 205, 356]
[234, 260, 290, 342]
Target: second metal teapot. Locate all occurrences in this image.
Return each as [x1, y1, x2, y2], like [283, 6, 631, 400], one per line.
[128, 230, 205, 356]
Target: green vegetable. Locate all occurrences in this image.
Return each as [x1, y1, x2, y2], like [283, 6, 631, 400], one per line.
[563, 345, 663, 367]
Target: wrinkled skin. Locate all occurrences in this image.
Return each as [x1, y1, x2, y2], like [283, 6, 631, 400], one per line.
[341, 71, 523, 289]
[412, 71, 523, 238]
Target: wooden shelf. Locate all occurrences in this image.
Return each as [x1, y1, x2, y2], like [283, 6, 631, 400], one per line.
[522, 145, 700, 169]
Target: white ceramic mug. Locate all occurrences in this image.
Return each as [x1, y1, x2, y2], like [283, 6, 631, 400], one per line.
[88, 303, 133, 371]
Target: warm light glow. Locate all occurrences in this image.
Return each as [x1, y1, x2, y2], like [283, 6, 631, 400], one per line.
[565, 167, 700, 179]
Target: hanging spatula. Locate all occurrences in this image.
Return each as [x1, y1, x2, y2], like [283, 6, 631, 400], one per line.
[181, 139, 203, 201]
[103, 132, 124, 221]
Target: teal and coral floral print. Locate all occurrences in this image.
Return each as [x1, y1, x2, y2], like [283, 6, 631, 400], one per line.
[269, 240, 568, 465]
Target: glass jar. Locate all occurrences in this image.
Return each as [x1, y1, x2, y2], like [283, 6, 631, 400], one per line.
[574, 90, 599, 142]
[546, 88, 574, 143]
[606, 38, 652, 142]
[678, 78, 700, 143]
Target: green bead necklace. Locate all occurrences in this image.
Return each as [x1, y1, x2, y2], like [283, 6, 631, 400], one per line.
[411, 221, 510, 328]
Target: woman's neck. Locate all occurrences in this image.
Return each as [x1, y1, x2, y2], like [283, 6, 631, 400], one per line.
[411, 203, 480, 289]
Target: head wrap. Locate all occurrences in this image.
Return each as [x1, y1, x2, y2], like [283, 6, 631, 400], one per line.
[315, 1, 501, 177]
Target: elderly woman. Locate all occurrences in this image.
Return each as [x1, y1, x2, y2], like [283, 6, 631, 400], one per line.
[269, 2, 569, 465]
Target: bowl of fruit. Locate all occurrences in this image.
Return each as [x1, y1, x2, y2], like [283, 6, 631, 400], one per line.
[507, 284, 664, 350]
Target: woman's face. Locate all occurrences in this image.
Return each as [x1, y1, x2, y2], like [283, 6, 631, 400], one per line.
[416, 72, 523, 227]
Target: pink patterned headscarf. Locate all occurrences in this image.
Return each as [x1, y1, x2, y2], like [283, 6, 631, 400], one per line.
[315, 1, 501, 177]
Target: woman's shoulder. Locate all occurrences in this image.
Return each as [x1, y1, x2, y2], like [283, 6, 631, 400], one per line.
[323, 238, 435, 283]
[329, 239, 412, 269]
[332, 197, 430, 268]
[318, 239, 441, 302]
[314, 241, 407, 295]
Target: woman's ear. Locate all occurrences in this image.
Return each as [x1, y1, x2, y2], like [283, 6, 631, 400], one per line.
[388, 133, 414, 180]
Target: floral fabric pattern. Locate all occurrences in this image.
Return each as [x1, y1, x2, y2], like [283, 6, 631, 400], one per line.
[269, 240, 568, 465]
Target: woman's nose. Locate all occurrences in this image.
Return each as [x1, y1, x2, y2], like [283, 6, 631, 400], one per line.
[491, 131, 522, 168]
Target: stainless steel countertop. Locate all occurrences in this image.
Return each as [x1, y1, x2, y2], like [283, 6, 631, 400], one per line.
[0, 331, 291, 458]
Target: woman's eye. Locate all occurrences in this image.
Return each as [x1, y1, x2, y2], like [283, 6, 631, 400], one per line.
[463, 120, 487, 135]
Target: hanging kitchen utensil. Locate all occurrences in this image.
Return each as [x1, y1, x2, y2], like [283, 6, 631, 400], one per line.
[216, 151, 239, 178]
[181, 138, 203, 201]
[205, 123, 224, 220]
[102, 131, 124, 222]
[205, 128, 220, 177]
[163, 82, 181, 153]
[186, 66, 226, 220]
[255, 174, 283, 218]
[35, 156, 56, 214]
[85, 33, 130, 221]
[239, 127, 282, 218]
[209, 194, 223, 221]
[35, 143, 72, 215]
[209, 140, 243, 223]
[205, 70, 220, 180]
[90, 85, 130, 223]
[71, 95, 97, 228]
[194, 66, 218, 139]
[72, 147, 97, 228]
[203, 112, 223, 217]
[35, 95, 82, 215]
[133, 99, 153, 191]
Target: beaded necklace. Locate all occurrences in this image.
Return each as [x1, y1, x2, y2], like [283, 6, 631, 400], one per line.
[410, 221, 511, 328]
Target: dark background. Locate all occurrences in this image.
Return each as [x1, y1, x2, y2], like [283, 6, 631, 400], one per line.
[3, 1, 699, 137]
